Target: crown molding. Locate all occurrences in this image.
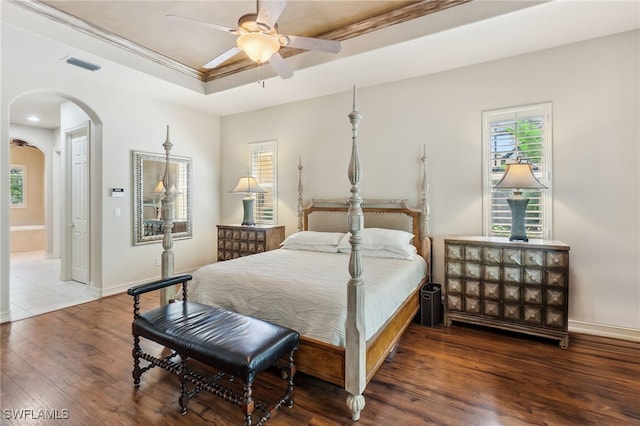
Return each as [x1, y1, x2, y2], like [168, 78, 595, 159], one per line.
[10, 0, 203, 81]
[10, 0, 470, 83]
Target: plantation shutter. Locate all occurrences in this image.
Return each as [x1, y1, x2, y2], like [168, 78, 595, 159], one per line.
[483, 103, 552, 239]
[249, 140, 277, 225]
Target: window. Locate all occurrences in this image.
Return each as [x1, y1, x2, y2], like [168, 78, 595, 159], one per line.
[482, 103, 552, 239]
[10, 164, 26, 208]
[249, 140, 277, 225]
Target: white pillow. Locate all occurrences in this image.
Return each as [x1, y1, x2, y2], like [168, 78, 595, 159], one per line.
[281, 243, 341, 253]
[358, 246, 417, 260]
[337, 228, 416, 260]
[280, 231, 346, 253]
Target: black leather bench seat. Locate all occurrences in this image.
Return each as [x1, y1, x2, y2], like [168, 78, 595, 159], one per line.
[127, 274, 299, 425]
[133, 300, 300, 383]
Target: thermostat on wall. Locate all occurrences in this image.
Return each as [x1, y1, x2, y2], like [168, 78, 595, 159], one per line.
[111, 188, 125, 198]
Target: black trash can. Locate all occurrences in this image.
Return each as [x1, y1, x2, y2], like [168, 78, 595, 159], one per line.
[420, 283, 442, 327]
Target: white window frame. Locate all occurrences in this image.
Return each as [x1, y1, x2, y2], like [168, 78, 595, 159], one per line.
[482, 102, 553, 240]
[249, 140, 277, 225]
[10, 164, 27, 208]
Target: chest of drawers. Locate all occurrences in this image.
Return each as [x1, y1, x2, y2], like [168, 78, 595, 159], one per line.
[217, 224, 285, 261]
[444, 236, 570, 348]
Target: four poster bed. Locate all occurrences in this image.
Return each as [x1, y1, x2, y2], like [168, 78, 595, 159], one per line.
[157, 89, 431, 421]
[190, 198, 431, 383]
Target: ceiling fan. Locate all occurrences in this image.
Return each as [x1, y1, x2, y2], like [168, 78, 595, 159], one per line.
[167, 0, 342, 79]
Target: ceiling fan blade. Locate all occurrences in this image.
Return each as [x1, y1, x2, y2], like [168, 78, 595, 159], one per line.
[282, 35, 341, 54]
[257, 0, 287, 30]
[166, 14, 236, 33]
[268, 52, 293, 79]
[203, 46, 242, 69]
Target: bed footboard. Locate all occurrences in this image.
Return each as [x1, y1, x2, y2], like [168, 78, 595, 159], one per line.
[292, 281, 422, 386]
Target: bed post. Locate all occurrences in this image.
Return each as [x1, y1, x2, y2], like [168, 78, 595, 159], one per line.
[160, 125, 175, 305]
[420, 144, 430, 238]
[345, 86, 366, 421]
[420, 144, 432, 279]
[297, 156, 303, 232]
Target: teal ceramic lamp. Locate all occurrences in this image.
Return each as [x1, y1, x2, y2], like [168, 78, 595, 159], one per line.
[229, 176, 266, 226]
[493, 158, 547, 242]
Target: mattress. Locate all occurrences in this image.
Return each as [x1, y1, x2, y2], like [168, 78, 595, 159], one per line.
[188, 248, 427, 346]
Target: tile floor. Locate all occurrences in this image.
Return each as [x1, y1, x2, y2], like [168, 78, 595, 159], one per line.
[9, 250, 98, 321]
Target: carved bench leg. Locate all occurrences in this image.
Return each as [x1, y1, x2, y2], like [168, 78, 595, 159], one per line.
[242, 382, 255, 426]
[286, 349, 296, 408]
[132, 334, 142, 387]
[179, 356, 190, 415]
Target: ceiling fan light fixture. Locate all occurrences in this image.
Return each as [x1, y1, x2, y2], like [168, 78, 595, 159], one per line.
[277, 34, 290, 46]
[237, 32, 280, 63]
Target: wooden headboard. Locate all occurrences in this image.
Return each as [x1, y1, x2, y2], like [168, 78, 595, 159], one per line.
[296, 142, 431, 264]
[303, 198, 430, 264]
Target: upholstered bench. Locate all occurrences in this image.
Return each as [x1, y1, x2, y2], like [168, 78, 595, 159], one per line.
[127, 274, 300, 426]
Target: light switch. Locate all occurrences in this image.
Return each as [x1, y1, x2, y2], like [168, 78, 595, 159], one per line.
[114, 208, 121, 217]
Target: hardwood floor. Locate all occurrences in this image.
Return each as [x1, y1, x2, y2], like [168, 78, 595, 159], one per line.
[1, 292, 638, 425]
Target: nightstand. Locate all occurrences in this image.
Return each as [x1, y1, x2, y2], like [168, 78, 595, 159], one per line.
[217, 224, 285, 261]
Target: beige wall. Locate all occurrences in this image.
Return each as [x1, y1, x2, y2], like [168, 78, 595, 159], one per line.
[220, 31, 640, 338]
[9, 125, 58, 256]
[9, 144, 44, 227]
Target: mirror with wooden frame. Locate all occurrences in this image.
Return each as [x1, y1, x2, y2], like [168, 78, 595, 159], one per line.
[132, 150, 192, 245]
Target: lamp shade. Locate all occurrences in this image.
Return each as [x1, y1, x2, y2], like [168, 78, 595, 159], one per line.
[152, 180, 177, 195]
[494, 162, 547, 191]
[153, 180, 165, 194]
[229, 176, 265, 226]
[237, 32, 280, 63]
[493, 158, 546, 242]
[229, 176, 266, 194]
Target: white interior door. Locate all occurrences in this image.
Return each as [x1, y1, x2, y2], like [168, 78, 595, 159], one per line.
[70, 130, 89, 284]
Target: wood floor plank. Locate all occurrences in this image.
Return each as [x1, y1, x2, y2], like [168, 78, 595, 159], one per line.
[1, 293, 638, 425]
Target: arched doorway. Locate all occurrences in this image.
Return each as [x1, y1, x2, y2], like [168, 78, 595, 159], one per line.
[6, 91, 103, 321]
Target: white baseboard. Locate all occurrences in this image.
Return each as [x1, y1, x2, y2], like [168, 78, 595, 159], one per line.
[101, 269, 198, 298]
[87, 281, 101, 298]
[0, 310, 11, 324]
[101, 280, 139, 298]
[569, 320, 640, 342]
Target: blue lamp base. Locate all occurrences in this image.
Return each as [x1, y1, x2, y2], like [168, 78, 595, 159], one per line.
[241, 197, 256, 226]
[507, 196, 529, 242]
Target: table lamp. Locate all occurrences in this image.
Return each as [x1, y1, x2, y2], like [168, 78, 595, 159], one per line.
[229, 176, 266, 226]
[493, 157, 547, 242]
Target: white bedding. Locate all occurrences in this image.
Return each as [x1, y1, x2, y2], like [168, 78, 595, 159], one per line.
[188, 248, 427, 346]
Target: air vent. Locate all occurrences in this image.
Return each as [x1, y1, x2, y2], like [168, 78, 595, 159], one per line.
[64, 56, 101, 72]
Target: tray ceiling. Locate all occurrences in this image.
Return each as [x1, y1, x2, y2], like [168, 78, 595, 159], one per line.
[6, 0, 638, 120]
[35, 0, 470, 82]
